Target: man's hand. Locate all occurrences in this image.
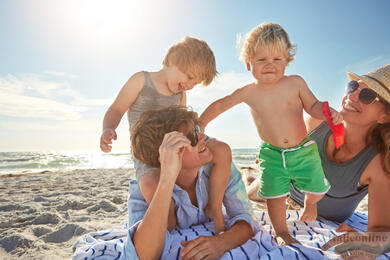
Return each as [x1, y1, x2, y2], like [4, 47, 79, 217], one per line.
[180, 236, 225, 260]
[100, 128, 117, 153]
[158, 131, 191, 184]
[322, 231, 390, 260]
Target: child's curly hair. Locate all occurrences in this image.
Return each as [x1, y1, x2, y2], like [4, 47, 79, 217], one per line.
[239, 22, 296, 65]
[131, 106, 198, 167]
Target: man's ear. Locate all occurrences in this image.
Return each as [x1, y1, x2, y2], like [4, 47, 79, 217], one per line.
[246, 63, 251, 71]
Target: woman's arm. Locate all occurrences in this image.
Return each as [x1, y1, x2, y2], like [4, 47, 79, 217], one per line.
[363, 155, 390, 232]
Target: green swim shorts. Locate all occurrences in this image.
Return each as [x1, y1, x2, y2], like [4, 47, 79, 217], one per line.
[257, 137, 330, 199]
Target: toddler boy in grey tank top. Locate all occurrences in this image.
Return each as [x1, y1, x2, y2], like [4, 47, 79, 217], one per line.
[128, 71, 182, 180]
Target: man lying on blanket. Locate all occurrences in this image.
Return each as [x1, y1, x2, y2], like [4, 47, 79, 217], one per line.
[122, 106, 259, 259]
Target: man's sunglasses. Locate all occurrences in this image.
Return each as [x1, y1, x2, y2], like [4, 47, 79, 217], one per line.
[186, 125, 201, 147]
[346, 80, 382, 105]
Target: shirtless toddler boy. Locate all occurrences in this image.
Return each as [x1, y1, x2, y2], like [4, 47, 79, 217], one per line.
[199, 22, 342, 245]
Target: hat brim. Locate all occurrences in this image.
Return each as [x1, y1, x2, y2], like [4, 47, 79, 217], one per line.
[346, 72, 390, 105]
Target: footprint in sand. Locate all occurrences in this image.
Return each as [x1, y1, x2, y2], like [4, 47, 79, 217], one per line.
[32, 213, 61, 225]
[0, 232, 33, 253]
[42, 223, 87, 243]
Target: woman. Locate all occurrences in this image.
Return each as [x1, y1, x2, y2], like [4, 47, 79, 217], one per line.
[248, 64, 390, 255]
[122, 106, 258, 260]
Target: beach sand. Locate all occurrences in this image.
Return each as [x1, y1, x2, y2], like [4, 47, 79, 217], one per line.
[0, 168, 368, 259]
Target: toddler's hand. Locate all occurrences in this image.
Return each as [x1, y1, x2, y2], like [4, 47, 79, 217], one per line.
[330, 108, 343, 125]
[100, 128, 117, 153]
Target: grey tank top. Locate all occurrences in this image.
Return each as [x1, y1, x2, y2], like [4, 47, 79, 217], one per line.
[127, 71, 183, 128]
[289, 121, 378, 222]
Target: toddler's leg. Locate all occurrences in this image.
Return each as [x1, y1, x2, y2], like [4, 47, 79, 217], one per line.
[267, 197, 300, 245]
[300, 193, 324, 222]
[204, 140, 231, 234]
[245, 176, 266, 202]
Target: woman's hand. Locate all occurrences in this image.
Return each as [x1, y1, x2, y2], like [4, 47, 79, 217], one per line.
[322, 231, 390, 259]
[158, 131, 191, 184]
[330, 107, 343, 125]
[180, 236, 225, 260]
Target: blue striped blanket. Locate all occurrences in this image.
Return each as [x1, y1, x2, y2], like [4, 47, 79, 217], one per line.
[72, 210, 390, 259]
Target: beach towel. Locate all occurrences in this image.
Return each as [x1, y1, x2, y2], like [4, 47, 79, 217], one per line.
[72, 209, 390, 259]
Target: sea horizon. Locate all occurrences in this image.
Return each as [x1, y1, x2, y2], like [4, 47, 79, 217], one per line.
[0, 149, 258, 175]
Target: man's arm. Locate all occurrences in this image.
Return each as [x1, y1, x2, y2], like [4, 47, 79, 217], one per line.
[180, 220, 253, 260]
[180, 164, 256, 259]
[138, 170, 177, 231]
[132, 132, 191, 259]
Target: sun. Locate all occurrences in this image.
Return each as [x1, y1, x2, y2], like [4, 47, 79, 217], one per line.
[66, 0, 138, 45]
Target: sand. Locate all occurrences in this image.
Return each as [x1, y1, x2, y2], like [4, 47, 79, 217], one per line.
[0, 167, 368, 259]
[0, 168, 132, 259]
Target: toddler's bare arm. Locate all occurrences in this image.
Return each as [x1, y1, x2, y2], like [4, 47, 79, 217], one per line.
[199, 86, 249, 131]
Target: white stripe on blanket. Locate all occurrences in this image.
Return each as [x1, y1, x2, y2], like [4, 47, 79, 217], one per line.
[72, 210, 390, 259]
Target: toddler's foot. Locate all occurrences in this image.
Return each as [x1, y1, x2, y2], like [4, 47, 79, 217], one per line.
[300, 202, 317, 222]
[204, 205, 225, 234]
[272, 231, 300, 246]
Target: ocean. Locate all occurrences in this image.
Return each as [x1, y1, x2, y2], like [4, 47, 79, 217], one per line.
[0, 149, 258, 175]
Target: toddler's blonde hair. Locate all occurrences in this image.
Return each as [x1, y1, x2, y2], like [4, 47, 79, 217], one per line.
[239, 22, 296, 65]
[162, 36, 217, 86]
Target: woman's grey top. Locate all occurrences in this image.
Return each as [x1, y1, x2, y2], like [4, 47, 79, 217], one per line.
[127, 71, 183, 128]
[289, 121, 378, 222]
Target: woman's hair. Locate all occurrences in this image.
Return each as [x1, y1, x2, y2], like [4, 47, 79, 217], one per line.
[131, 106, 198, 167]
[369, 104, 390, 175]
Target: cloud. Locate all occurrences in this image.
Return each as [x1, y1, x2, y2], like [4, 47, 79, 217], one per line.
[0, 119, 96, 132]
[0, 74, 87, 120]
[71, 96, 113, 107]
[44, 70, 79, 78]
[0, 91, 86, 120]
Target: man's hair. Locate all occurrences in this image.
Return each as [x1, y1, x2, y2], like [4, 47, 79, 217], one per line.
[239, 22, 296, 65]
[162, 36, 217, 86]
[131, 106, 198, 167]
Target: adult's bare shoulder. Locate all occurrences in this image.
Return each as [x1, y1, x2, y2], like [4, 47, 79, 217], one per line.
[360, 154, 388, 185]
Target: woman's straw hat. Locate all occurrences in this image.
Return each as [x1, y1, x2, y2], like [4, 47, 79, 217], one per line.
[347, 64, 390, 105]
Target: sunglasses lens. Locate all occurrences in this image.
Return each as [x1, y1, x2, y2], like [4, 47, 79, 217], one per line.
[187, 125, 201, 147]
[359, 88, 378, 104]
[346, 80, 359, 94]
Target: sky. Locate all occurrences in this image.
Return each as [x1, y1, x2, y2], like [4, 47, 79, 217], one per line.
[0, 0, 389, 152]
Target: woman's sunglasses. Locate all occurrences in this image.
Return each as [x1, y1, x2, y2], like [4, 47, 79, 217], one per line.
[346, 80, 381, 105]
[186, 125, 201, 147]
